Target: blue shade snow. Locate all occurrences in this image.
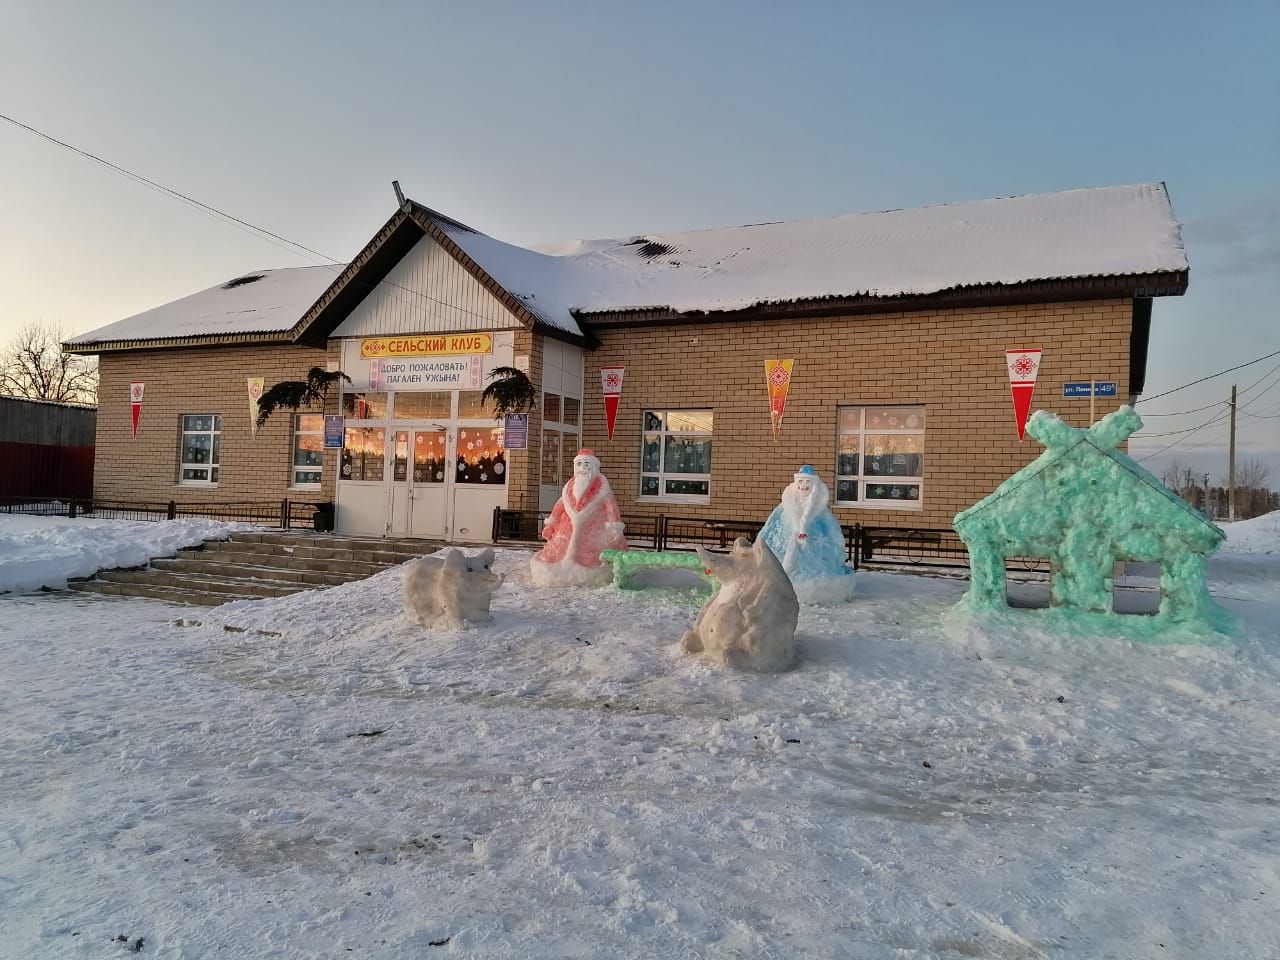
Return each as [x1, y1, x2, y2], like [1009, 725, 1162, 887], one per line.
[0, 514, 253, 594]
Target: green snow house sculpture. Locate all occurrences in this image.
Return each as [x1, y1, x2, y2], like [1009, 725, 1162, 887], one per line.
[953, 406, 1225, 623]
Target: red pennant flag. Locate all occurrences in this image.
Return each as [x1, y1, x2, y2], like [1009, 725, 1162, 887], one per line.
[129, 381, 145, 437]
[1005, 349, 1041, 441]
[600, 366, 624, 440]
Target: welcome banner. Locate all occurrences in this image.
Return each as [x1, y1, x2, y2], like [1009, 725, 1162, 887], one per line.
[764, 359, 794, 438]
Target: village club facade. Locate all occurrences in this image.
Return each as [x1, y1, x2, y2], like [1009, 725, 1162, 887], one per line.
[67, 183, 1189, 542]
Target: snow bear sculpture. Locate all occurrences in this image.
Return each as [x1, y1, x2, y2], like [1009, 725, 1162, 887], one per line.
[681, 537, 799, 673]
[403, 547, 504, 629]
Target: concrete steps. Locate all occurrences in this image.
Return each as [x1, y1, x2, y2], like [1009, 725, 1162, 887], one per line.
[66, 580, 265, 606]
[66, 530, 445, 606]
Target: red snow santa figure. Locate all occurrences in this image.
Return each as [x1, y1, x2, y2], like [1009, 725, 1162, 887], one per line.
[529, 448, 627, 587]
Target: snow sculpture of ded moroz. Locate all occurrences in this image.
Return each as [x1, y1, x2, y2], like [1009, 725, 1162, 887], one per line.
[758, 465, 855, 604]
[403, 547, 504, 629]
[953, 406, 1226, 625]
[681, 537, 800, 672]
[529, 448, 627, 587]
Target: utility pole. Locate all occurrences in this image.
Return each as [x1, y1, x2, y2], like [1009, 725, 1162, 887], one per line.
[1228, 384, 1237, 522]
[1204, 472, 1210, 516]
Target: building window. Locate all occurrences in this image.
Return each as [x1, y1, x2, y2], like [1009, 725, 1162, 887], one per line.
[640, 410, 713, 502]
[456, 427, 506, 485]
[392, 391, 450, 420]
[341, 426, 385, 482]
[457, 390, 494, 420]
[292, 414, 324, 488]
[835, 406, 925, 509]
[179, 414, 221, 484]
[341, 391, 387, 420]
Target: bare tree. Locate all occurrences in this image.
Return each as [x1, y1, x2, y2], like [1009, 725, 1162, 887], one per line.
[1159, 459, 1198, 504]
[1236, 458, 1271, 491]
[0, 322, 98, 404]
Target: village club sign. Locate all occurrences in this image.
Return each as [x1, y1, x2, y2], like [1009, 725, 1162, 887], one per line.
[360, 334, 493, 359]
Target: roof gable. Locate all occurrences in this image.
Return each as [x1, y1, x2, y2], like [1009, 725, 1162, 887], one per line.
[327, 230, 527, 338]
[291, 203, 588, 346]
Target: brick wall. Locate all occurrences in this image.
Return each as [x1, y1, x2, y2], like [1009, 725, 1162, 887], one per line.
[94, 344, 337, 505]
[573, 298, 1135, 531]
[92, 297, 1136, 532]
[504, 328, 543, 512]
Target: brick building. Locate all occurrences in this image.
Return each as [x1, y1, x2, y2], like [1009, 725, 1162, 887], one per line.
[67, 183, 1188, 541]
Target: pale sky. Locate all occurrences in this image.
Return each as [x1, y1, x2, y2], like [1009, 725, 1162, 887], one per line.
[1, 0, 1276, 478]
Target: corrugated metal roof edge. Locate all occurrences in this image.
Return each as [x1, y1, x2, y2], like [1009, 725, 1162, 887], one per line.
[64, 329, 298, 355]
[574, 271, 1189, 325]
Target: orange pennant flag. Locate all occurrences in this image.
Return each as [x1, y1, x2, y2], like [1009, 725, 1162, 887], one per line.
[764, 359, 795, 438]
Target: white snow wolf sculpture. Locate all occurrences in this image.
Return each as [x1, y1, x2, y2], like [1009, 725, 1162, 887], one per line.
[680, 537, 799, 673]
[403, 547, 504, 629]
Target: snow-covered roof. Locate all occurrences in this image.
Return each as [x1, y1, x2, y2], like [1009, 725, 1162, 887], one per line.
[449, 182, 1186, 325]
[68, 264, 345, 348]
[71, 183, 1187, 350]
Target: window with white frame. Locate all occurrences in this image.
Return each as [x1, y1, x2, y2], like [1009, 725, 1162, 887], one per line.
[640, 410, 713, 502]
[292, 414, 324, 488]
[835, 406, 925, 509]
[179, 414, 221, 484]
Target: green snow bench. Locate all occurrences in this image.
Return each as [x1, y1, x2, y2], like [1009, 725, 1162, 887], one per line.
[601, 549, 720, 590]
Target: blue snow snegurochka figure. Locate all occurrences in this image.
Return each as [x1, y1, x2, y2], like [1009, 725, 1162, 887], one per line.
[758, 465, 855, 604]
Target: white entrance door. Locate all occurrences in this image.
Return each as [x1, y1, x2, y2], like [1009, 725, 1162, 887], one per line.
[388, 427, 450, 539]
[451, 423, 508, 543]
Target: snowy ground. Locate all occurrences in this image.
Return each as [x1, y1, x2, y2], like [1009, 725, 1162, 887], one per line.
[0, 515, 255, 594]
[2, 517, 1278, 958]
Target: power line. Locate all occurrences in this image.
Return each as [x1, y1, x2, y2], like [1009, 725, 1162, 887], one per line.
[1135, 414, 1229, 462]
[0, 111, 510, 331]
[0, 110, 331, 262]
[1133, 361, 1280, 437]
[1239, 359, 1280, 400]
[1136, 346, 1280, 405]
[1133, 408, 1232, 440]
[1138, 400, 1226, 417]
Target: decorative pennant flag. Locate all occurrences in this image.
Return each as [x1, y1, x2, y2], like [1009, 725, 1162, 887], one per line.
[1005, 348, 1042, 441]
[247, 377, 265, 437]
[600, 366, 625, 440]
[129, 381, 145, 437]
[764, 359, 795, 437]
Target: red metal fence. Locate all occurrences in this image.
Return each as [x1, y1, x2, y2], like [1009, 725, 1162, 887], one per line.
[0, 442, 94, 499]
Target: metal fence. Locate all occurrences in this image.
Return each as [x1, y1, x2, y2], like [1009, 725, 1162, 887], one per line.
[491, 508, 662, 550]
[0, 496, 324, 529]
[491, 508, 973, 571]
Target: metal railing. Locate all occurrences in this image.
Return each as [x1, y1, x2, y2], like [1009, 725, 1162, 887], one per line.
[0, 496, 325, 530]
[491, 509, 661, 550]
[852, 525, 970, 570]
[490, 509, 972, 571]
[657, 515, 766, 553]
